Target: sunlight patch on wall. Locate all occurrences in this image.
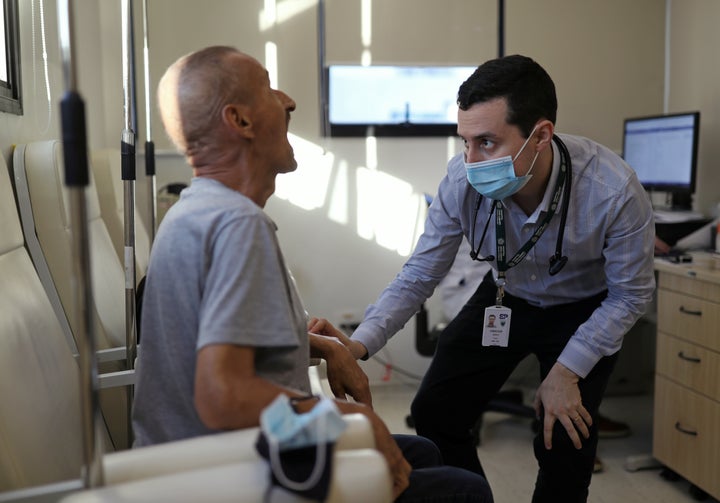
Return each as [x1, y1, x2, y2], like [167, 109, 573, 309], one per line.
[327, 159, 349, 225]
[259, 0, 316, 31]
[265, 42, 278, 88]
[360, 0, 372, 65]
[275, 133, 334, 210]
[447, 136, 458, 163]
[365, 134, 377, 170]
[275, 133, 425, 257]
[356, 167, 425, 256]
[361, 0, 372, 47]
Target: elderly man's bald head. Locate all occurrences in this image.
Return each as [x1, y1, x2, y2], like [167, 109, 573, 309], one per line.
[157, 46, 260, 157]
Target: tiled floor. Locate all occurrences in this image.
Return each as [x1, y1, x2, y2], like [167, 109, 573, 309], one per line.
[371, 381, 718, 503]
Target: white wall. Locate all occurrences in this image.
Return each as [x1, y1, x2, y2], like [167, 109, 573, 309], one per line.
[3, 0, 719, 385]
[115, 0, 669, 384]
[667, 0, 720, 216]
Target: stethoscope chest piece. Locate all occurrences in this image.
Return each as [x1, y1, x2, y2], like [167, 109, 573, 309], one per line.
[548, 253, 568, 276]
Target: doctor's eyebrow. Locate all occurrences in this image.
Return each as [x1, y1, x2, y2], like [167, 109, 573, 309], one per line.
[458, 130, 498, 140]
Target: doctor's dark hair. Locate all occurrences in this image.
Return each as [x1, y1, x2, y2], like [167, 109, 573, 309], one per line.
[457, 55, 557, 138]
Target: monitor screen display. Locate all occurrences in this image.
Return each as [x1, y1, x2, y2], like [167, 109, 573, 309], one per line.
[325, 65, 476, 137]
[622, 112, 700, 193]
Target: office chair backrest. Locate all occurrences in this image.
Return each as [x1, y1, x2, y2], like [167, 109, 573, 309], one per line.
[0, 153, 84, 491]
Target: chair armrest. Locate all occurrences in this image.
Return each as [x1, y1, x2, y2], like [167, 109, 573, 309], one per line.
[64, 450, 392, 503]
[104, 413, 375, 485]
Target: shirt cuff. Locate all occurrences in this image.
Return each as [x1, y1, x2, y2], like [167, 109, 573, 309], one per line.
[556, 336, 602, 379]
[350, 326, 381, 359]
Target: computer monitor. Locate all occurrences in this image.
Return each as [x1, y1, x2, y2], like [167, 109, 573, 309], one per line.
[324, 64, 476, 137]
[622, 111, 700, 209]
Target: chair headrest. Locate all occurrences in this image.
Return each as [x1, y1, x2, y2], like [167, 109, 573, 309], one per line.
[20, 140, 103, 233]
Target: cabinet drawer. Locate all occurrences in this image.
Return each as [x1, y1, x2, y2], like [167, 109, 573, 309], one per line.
[653, 376, 720, 499]
[659, 272, 720, 303]
[657, 289, 720, 352]
[656, 332, 720, 401]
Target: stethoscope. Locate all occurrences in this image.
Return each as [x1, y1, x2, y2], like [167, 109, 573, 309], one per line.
[469, 134, 572, 277]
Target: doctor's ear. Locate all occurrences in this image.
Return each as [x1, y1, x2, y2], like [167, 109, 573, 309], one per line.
[534, 120, 555, 149]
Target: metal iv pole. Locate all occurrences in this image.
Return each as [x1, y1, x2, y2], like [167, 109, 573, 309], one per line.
[120, 0, 138, 442]
[142, 0, 157, 244]
[56, 0, 104, 488]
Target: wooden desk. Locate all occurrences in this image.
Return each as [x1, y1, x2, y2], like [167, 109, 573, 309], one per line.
[653, 253, 720, 500]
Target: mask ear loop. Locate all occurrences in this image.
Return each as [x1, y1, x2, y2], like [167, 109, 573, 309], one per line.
[511, 125, 541, 182]
[267, 398, 328, 492]
[512, 125, 540, 163]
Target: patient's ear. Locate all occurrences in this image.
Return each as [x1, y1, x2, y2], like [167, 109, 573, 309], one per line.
[223, 104, 254, 138]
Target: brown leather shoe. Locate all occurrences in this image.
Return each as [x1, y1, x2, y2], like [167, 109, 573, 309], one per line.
[593, 456, 605, 473]
[597, 414, 631, 439]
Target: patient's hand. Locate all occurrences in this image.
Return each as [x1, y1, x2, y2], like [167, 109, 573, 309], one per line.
[308, 329, 373, 408]
[333, 401, 411, 500]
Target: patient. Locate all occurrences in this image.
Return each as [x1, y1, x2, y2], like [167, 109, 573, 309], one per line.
[132, 46, 492, 502]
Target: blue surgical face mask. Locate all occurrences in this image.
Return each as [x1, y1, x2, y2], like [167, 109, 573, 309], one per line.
[465, 126, 540, 200]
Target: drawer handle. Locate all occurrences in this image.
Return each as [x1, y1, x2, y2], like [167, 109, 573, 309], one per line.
[677, 351, 701, 363]
[679, 306, 702, 316]
[675, 422, 698, 436]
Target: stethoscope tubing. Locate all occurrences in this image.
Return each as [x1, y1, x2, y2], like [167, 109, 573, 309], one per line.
[469, 135, 571, 276]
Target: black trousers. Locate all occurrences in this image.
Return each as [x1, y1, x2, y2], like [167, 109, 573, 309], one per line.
[411, 272, 618, 503]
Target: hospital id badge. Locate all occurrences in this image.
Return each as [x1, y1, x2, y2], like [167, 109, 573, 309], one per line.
[482, 306, 511, 347]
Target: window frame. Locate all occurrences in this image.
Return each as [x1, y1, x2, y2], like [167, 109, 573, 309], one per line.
[0, 0, 22, 115]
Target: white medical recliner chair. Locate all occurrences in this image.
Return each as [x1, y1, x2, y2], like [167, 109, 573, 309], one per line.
[90, 149, 150, 282]
[62, 448, 391, 503]
[12, 140, 131, 450]
[0, 152, 86, 493]
[66, 413, 392, 502]
[1, 148, 391, 502]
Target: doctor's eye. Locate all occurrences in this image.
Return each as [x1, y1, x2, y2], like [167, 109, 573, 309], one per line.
[479, 139, 495, 150]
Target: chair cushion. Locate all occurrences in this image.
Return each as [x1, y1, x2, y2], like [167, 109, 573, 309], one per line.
[0, 154, 83, 491]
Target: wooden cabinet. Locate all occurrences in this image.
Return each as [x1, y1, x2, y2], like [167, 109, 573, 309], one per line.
[653, 256, 720, 500]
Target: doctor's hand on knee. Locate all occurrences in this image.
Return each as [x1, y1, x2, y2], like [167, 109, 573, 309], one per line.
[533, 361, 592, 450]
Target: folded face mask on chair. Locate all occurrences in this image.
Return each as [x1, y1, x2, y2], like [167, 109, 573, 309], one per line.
[255, 394, 347, 500]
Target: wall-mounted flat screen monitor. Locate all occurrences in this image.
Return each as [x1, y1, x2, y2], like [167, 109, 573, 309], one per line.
[325, 64, 476, 137]
[622, 111, 700, 208]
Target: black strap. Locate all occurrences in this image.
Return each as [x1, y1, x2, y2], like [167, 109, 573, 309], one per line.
[495, 141, 568, 279]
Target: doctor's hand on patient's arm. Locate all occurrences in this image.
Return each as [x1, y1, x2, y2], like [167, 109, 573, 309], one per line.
[308, 327, 373, 408]
[533, 362, 592, 450]
[307, 317, 369, 360]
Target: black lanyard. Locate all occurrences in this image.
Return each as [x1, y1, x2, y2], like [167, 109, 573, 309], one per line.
[495, 151, 567, 304]
[496, 152, 567, 275]
[467, 135, 572, 305]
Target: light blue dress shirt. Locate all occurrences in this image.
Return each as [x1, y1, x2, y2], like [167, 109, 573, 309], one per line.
[352, 134, 656, 378]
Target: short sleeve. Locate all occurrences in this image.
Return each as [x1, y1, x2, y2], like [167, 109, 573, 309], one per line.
[197, 213, 299, 350]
